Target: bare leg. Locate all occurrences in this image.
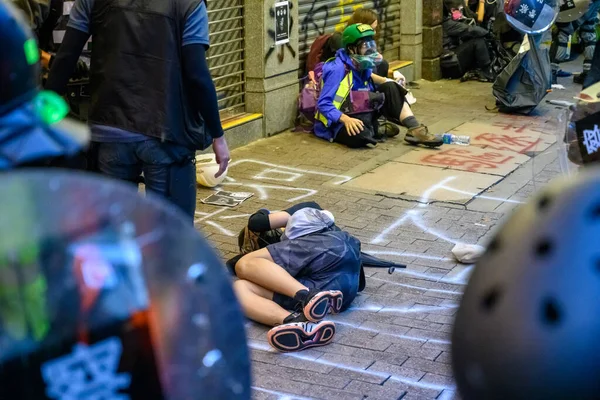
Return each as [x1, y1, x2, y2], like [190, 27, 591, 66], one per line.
[235, 248, 307, 298]
[233, 279, 289, 326]
[399, 101, 414, 121]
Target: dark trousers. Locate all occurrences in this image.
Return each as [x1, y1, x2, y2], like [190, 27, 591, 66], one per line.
[95, 139, 196, 221]
[334, 82, 408, 147]
[455, 38, 491, 72]
[376, 59, 390, 78]
[584, 41, 600, 89]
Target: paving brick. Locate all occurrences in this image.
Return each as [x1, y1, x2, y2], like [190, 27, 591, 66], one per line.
[387, 342, 442, 360]
[343, 379, 409, 399]
[435, 351, 452, 364]
[421, 372, 456, 387]
[402, 357, 454, 377]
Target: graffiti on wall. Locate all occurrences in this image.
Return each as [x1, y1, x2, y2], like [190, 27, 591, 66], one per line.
[298, 0, 399, 71]
[265, 1, 297, 63]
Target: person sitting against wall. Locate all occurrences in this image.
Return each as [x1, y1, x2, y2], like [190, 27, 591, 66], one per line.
[314, 23, 443, 148]
[442, 0, 494, 82]
[306, 8, 390, 84]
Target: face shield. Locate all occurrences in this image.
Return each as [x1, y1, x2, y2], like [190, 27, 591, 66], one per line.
[350, 39, 383, 71]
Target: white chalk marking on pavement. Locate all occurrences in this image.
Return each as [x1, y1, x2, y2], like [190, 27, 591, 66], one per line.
[440, 185, 524, 204]
[219, 213, 251, 220]
[221, 182, 318, 202]
[333, 321, 451, 345]
[348, 304, 458, 314]
[364, 249, 454, 262]
[418, 176, 457, 208]
[229, 159, 352, 184]
[252, 387, 314, 400]
[205, 221, 235, 237]
[248, 341, 453, 392]
[254, 168, 303, 182]
[369, 276, 461, 295]
[437, 389, 457, 400]
[194, 208, 226, 224]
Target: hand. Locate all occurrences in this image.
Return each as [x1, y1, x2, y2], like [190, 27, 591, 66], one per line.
[73, 59, 89, 80]
[393, 71, 406, 86]
[340, 115, 364, 136]
[308, 70, 317, 85]
[212, 136, 230, 178]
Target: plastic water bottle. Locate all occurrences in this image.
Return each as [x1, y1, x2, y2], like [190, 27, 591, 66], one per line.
[442, 133, 470, 145]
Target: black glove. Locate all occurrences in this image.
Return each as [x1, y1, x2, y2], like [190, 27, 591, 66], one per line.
[72, 59, 89, 80]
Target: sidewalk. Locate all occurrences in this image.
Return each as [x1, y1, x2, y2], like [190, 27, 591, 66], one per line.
[195, 72, 581, 399]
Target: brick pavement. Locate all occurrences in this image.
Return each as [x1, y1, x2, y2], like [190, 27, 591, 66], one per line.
[195, 74, 581, 399]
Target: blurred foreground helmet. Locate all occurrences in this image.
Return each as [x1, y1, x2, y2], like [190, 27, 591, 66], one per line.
[452, 167, 600, 400]
[503, 0, 559, 34]
[0, 0, 89, 169]
[0, 0, 40, 115]
[557, 0, 591, 23]
[0, 170, 251, 399]
[563, 81, 600, 166]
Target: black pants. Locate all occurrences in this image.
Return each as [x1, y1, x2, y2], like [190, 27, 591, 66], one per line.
[455, 38, 491, 72]
[584, 40, 600, 89]
[334, 82, 408, 147]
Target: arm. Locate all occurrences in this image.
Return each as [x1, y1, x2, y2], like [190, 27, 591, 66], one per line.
[180, 3, 229, 176]
[443, 19, 487, 39]
[44, 27, 90, 94]
[44, 0, 92, 93]
[371, 73, 387, 86]
[247, 202, 323, 232]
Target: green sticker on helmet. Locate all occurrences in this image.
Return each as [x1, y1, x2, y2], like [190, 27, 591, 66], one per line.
[34, 91, 69, 125]
[24, 38, 40, 65]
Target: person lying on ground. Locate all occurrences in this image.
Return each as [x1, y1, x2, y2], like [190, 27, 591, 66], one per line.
[314, 23, 443, 148]
[226, 203, 362, 352]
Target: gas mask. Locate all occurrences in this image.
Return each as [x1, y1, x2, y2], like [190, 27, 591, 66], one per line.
[451, 7, 464, 20]
[350, 39, 383, 71]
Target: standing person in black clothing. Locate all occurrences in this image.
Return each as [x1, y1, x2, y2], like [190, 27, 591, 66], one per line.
[45, 0, 230, 221]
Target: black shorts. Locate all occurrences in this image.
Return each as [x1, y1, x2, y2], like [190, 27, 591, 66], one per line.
[267, 230, 361, 311]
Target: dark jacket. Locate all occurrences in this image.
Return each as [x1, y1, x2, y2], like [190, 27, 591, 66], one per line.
[88, 0, 211, 150]
[442, 15, 488, 49]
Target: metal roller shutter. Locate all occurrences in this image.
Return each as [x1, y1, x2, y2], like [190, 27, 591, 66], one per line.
[207, 0, 246, 120]
[298, 0, 401, 74]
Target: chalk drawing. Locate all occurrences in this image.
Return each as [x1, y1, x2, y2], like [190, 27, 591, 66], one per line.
[369, 276, 461, 295]
[228, 159, 352, 185]
[222, 182, 318, 202]
[333, 320, 451, 345]
[205, 221, 235, 237]
[348, 304, 458, 314]
[248, 341, 454, 392]
[254, 168, 303, 182]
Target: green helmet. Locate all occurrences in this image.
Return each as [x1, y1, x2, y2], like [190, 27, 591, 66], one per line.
[342, 23, 375, 48]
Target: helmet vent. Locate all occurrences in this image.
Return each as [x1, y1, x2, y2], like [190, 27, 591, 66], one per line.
[487, 238, 500, 253]
[481, 287, 501, 311]
[537, 195, 551, 210]
[590, 203, 600, 219]
[535, 239, 553, 257]
[542, 298, 561, 325]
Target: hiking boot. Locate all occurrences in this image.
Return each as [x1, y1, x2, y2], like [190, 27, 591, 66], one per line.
[294, 289, 343, 322]
[404, 125, 443, 148]
[267, 321, 336, 352]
